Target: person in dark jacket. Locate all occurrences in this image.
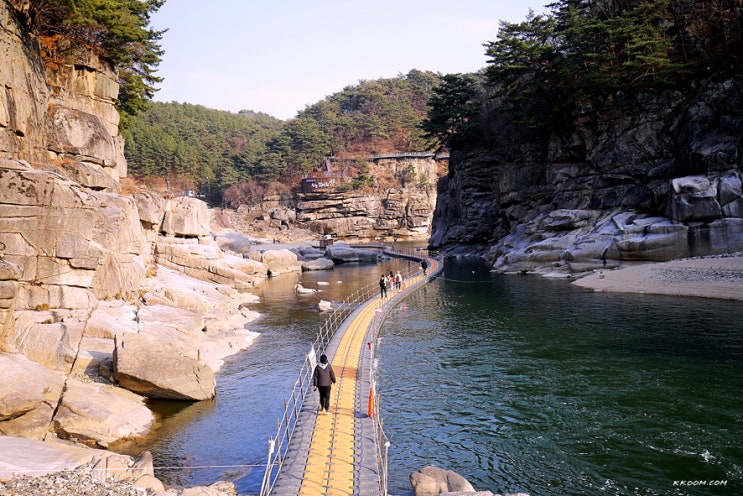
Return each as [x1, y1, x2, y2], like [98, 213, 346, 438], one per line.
[313, 354, 336, 414]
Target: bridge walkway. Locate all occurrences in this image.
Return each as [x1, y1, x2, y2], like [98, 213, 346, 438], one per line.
[267, 253, 442, 496]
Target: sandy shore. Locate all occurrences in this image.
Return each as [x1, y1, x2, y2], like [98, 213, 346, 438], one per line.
[572, 254, 743, 301]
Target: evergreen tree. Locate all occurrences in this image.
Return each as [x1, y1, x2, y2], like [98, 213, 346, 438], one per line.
[28, 0, 166, 127]
[422, 73, 483, 147]
[122, 102, 284, 191]
[481, 0, 741, 129]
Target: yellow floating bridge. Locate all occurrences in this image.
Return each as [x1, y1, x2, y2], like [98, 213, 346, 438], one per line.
[264, 251, 441, 496]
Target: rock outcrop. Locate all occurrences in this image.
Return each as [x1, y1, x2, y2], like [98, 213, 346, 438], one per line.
[409, 465, 529, 496]
[410, 466, 475, 495]
[114, 332, 217, 401]
[260, 248, 301, 276]
[0, 436, 155, 483]
[0, 436, 238, 494]
[51, 379, 155, 448]
[0, 0, 264, 468]
[431, 76, 743, 273]
[326, 243, 383, 263]
[296, 155, 442, 242]
[303, 257, 335, 271]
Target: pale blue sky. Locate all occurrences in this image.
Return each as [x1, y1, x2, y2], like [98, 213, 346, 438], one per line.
[150, 1, 549, 120]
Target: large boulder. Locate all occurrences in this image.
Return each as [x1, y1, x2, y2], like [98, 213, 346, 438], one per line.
[410, 466, 475, 496]
[295, 246, 326, 261]
[303, 257, 335, 271]
[113, 332, 216, 401]
[0, 353, 65, 438]
[52, 378, 155, 448]
[672, 175, 722, 222]
[326, 243, 381, 263]
[161, 197, 210, 237]
[213, 230, 255, 255]
[326, 243, 361, 263]
[133, 191, 166, 230]
[261, 248, 301, 276]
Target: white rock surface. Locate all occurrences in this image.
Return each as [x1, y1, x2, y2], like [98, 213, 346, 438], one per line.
[261, 248, 301, 275]
[53, 379, 155, 448]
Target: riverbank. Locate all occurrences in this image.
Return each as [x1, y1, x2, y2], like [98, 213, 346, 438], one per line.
[572, 254, 743, 301]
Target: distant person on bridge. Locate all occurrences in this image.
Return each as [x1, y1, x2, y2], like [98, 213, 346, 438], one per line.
[313, 354, 336, 415]
[379, 274, 388, 298]
[421, 259, 428, 275]
[394, 271, 403, 290]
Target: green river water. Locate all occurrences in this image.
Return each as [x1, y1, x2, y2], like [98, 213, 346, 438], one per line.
[129, 257, 742, 495]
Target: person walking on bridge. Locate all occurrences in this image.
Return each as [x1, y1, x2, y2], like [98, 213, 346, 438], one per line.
[313, 354, 336, 415]
[379, 274, 388, 298]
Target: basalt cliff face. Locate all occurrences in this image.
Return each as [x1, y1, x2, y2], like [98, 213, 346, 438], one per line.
[430, 75, 743, 274]
[0, 1, 268, 473]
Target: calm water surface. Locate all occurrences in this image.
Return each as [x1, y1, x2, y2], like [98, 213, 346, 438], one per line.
[126, 257, 742, 495]
[378, 258, 742, 496]
[122, 258, 416, 491]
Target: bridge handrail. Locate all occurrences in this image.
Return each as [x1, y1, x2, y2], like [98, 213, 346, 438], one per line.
[259, 246, 440, 496]
[370, 152, 434, 160]
[363, 247, 442, 495]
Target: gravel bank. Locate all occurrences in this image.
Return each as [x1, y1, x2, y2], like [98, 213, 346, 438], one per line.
[0, 471, 238, 495]
[0, 471, 146, 496]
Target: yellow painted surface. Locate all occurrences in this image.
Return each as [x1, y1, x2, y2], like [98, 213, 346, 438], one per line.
[298, 261, 436, 496]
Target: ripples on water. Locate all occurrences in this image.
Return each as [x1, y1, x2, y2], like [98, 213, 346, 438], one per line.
[378, 259, 742, 496]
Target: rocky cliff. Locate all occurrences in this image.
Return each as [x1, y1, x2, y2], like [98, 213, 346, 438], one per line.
[0, 1, 270, 477]
[296, 155, 443, 242]
[430, 74, 743, 274]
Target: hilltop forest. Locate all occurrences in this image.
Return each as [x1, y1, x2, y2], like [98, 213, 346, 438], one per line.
[123, 70, 441, 204]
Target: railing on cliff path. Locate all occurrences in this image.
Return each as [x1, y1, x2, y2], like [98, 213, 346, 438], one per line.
[258, 246, 442, 496]
[369, 152, 449, 161]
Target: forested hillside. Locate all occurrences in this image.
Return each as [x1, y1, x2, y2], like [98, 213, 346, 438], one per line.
[124, 70, 441, 203]
[122, 103, 284, 193]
